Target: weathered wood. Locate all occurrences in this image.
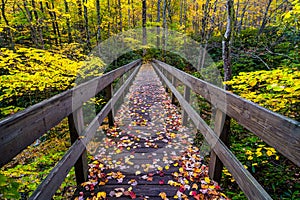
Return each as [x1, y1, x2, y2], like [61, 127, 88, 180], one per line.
[171, 76, 176, 104]
[153, 63, 272, 200]
[209, 109, 230, 183]
[68, 107, 88, 185]
[105, 84, 114, 126]
[182, 85, 191, 125]
[0, 59, 141, 167]
[29, 63, 142, 200]
[154, 60, 300, 167]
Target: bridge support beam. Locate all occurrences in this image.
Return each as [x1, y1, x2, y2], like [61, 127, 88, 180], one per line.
[209, 109, 230, 183]
[68, 107, 88, 185]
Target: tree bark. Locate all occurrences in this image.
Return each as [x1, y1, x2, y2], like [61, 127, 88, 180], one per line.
[51, 1, 62, 45]
[83, 0, 91, 51]
[237, 0, 249, 33]
[142, 0, 147, 56]
[96, 0, 101, 44]
[258, 0, 273, 35]
[156, 0, 161, 48]
[223, 0, 234, 86]
[1, 0, 15, 50]
[23, 0, 39, 47]
[118, 0, 122, 32]
[64, 0, 73, 43]
[31, 0, 44, 48]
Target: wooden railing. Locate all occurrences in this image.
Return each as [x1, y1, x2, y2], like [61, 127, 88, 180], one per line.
[152, 60, 300, 200]
[0, 59, 141, 199]
[1, 59, 299, 200]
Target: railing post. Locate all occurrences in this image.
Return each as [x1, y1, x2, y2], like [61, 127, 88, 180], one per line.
[209, 109, 230, 183]
[105, 84, 114, 126]
[171, 76, 177, 104]
[68, 107, 88, 185]
[182, 85, 191, 126]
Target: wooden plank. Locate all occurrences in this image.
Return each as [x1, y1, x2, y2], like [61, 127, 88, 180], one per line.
[105, 84, 114, 126]
[153, 60, 300, 167]
[30, 99, 113, 200]
[29, 63, 142, 200]
[209, 109, 230, 183]
[171, 76, 177, 104]
[0, 59, 141, 168]
[92, 185, 178, 197]
[68, 107, 88, 185]
[153, 63, 272, 200]
[182, 86, 191, 126]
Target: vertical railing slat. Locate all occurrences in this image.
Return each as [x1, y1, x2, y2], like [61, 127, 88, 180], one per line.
[68, 107, 88, 185]
[209, 109, 230, 183]
[105, 84, 114, 126]
[182, 85, 191, 125]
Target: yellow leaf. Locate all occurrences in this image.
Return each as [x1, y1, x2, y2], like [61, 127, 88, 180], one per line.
[97, 191, 106, 198]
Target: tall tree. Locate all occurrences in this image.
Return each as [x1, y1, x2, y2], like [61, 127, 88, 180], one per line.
[1, 0, 14, 50]
[83, 0, 91, 50]
[258, 0, 273, 35]
[22, 0, 39, 47]
[118, 0, 123, 32]
[96, 0, 101, 44]
[45, 1, 58, 45]
[223, 0, 234, 85]
[142, 0, 147, 56]
[31, 0, 44, 49]
[64, 0, 73, 43]
[156, 0, 161, 48]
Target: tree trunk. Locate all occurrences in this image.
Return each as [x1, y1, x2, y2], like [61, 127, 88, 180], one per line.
[1, 0, 15, 50]
[131, 0, 136, 27]
[96, 0, 101, 44]
[237, 0, 249, 33]
[142, 0, 147, 56]
[127, 0, 131, 28]
[258, 0, 273, 35]
[64, 0, 73, 43]
[83, 0, 91, 51]
[223, 0, 234, 86]
[107, 0, 111, 37]
[179, 0, 183, 26]
[156, 0, 161, 48]
[23, 0, 39, 47]
[45, 2, 58, 45]
[118, 0, 122, 32]
[31, 0, 44, 48]
[52, 1, 62, 45]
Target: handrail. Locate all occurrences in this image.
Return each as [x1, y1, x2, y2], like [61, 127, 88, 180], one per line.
[29, 62, 141, 200]
[152, 60, 300, 200]
[0, 59, 141, 168]
[153, 60, 300, 167]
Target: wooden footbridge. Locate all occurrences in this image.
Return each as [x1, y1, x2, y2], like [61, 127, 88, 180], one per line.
[0, 60, 299, 200]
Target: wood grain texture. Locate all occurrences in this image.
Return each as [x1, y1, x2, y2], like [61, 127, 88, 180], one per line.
[0, 59, 141, 167]
[153, 63, 272, 200]
[154, 60, 300, 167]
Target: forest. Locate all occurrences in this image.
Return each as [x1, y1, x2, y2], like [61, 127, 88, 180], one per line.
[0, 0, 299, 199]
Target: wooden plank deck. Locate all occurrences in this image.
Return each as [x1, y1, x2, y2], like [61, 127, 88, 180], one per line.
[73, 64, 228, 200]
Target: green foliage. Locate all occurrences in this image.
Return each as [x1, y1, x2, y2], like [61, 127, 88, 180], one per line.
[225, 67, 300, 120]
[1, 120, 76, 199]
[0, 173, 20, 199]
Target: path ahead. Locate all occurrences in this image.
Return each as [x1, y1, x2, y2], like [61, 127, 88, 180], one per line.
[73, 64, 228, 200]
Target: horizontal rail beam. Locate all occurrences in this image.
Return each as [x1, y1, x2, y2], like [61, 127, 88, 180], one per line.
[153, 60, 300, 167]
[29, 63, 141, 200]
[153, 63, 272, 200]
[0, 59, 141, 167]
